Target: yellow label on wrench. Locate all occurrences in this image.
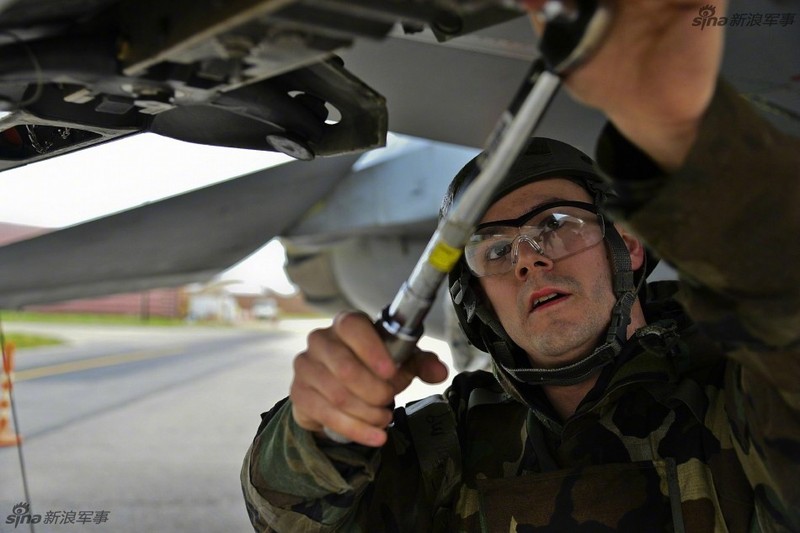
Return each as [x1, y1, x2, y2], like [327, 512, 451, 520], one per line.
[429, 242, 462, 272]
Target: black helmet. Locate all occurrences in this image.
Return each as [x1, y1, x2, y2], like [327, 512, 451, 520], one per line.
[444, 137, 649, 386]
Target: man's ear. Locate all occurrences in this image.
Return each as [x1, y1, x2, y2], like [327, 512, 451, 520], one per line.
[615, 223, 645, 271]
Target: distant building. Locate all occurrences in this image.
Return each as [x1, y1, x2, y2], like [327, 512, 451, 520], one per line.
[235, 290, 317, 318]
[27, 289, 186, 319]
[186, 283, 240, 322]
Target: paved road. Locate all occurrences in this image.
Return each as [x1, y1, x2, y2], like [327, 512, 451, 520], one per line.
[0, 320, 453, 533]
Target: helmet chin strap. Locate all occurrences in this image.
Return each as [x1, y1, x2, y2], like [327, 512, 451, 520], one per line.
[489, 225, 644, 387]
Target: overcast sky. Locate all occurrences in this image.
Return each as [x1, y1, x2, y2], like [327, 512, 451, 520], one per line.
[0, 132, 298, 294]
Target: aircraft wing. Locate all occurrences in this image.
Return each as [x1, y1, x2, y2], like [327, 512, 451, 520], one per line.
[0, 153, 358, 308]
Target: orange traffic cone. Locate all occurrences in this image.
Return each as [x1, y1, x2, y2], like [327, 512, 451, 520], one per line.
[0, 341, 22, 446]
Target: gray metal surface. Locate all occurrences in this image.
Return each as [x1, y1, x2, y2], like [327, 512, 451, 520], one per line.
[338, 0, 798, 151]
[287, 140, 478, 243]
[0, 154, 359, 307]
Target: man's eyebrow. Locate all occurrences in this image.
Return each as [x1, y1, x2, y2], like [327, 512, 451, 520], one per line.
[526, 196, 568, 211]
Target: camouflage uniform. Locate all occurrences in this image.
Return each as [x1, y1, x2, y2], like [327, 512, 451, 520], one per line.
[242, 80, 800, 532]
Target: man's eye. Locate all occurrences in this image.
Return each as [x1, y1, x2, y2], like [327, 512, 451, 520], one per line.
[541, 215, 565, 231]
[486, 241, 512, 261]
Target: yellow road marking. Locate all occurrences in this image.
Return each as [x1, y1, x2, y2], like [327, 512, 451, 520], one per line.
[14, 347, 187, 382]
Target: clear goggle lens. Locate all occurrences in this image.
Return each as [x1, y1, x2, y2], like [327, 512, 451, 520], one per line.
[465, 201, 605, 277]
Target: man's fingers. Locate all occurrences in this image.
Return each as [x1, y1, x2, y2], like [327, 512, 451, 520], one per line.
[290, 376, 390, 447]
[314, 405, 388, 448]
[519, 0, 547, 12]
[390, 350, 449, 393]
[292, 353, 393, 438]
[332, 311, 397, 381]
[412, 351, 449, 384]
[293, 352, 393, 424]
[306, 326, 396, 407]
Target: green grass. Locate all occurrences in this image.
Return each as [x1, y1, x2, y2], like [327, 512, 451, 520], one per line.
[3, 332, 63, 349]
[0, 310, 188, 327]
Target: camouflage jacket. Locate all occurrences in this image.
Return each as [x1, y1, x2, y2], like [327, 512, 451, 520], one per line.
[242, 81, 800, 532]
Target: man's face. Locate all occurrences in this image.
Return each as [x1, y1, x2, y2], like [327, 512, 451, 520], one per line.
[477, 178, 618, 369]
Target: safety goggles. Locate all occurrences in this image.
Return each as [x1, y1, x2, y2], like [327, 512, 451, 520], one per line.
[464, 200, 605, 277]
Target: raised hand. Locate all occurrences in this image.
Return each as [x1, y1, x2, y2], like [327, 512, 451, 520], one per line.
[290, 311, 449, 447]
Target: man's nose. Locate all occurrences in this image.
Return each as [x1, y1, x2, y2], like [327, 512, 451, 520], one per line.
[513, 237, 553, 278]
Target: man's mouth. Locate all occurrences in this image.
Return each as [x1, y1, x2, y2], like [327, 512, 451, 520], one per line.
[530, 291, 568, 312]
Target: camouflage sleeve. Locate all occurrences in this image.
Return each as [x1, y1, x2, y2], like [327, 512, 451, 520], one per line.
[595, 79, 800, 529]
[241, 398, 382, 532]
[242, 391, 464, 532]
